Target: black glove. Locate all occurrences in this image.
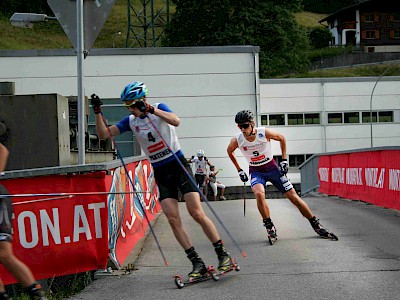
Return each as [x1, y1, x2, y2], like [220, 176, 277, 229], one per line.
[90, 94, 103, 114]
[238, 169, 249, 182]
[191, 155, 194, 159]
[279, 159, 289, 175]
[135, 100, 154, 114]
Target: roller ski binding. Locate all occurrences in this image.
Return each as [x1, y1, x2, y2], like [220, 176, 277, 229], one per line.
[263, 219, 277, 245]
[174, 265, 219, 289]
[310, 218, 338, 241]
[216, 252, 240, 276]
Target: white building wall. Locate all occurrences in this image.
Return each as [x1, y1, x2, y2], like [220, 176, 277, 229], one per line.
[260, 77, 400, 183]
[0, 47, 259, 187]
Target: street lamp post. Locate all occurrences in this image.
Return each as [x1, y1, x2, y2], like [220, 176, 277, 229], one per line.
[10, 12, 57, 28]
[112, 31, 122, 48]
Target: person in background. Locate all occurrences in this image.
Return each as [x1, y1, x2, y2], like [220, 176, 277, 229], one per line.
[227, 110, 338, 242]
[208, 165, 226, 201]
[91, 81, 234, 278]
[0, 143, 48, 300]
[188, 150, 212, 194]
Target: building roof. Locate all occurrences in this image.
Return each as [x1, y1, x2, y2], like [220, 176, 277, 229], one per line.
[319, 0, 373, 23]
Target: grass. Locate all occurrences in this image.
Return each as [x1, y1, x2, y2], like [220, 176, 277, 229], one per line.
[295, 11, 328, 29]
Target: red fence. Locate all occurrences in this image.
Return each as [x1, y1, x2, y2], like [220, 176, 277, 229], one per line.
[318, 150, 400, 210]
[0, 159, 160, 285]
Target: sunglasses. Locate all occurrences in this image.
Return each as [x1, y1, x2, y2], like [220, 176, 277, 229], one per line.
[124, 100, 142, 109]
[238, 123, 251, 129]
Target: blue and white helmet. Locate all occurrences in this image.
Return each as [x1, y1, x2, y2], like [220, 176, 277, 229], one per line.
[197, 149, 205, 158]
[120, 81, 148, 101]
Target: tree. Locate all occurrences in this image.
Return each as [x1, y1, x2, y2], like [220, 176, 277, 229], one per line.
[163, 0, 310, 78]
[309, 26, 333, 48]
[0, 0, 53, 17]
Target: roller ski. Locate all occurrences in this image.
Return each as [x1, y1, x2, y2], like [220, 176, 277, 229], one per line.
[263, 219, 277, 245]
[216, 254, 240, 276]
[310, 217, 338, 241]
[174, 265, 219, 289]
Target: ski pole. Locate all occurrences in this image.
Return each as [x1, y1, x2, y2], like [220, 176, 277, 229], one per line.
[146, 115, 247, 259]
[243, 182, 246, 217]
[99, 112, 169, 267]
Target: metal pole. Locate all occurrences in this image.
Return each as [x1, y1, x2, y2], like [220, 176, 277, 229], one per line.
[77, 0, 85, 164]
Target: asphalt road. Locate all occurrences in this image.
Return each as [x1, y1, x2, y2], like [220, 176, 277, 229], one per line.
[69, 195, 400, 300]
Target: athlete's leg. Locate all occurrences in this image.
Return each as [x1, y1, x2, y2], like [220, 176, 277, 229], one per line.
[284, 189, 314, 219]
[0, 241, 36, 287]
[209, 182, 217, 201]
[251, 183, 271, 219]
[184, 192, 220, 243]
[160, 198, 193, 250]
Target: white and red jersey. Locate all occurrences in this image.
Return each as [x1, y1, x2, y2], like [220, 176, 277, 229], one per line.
[127, 104, 181, 165]
[235, 127, 273, 167]
[191, 157, 208, 175]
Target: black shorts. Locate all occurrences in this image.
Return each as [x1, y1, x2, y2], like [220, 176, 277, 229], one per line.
[153, 156, 198, 201]
[195, 174, 206, 187]
[0, 184, 13, 242]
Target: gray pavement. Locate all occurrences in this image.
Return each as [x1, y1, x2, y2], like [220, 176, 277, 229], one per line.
[69, 195, 400, 300]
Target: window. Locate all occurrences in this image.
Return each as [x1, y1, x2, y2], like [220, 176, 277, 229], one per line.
[365, 13, 374, 22]
[362, 111, 378, 123]
[288, 114, 303, 125]
[305, 113, 320, 125]
[378, 111, 393, 123]
[261, 115, 268, 125]
[289, 155, 308, 167]
[269, 114, 285, 126]
[344, 112, 359, 123]
[392, 13, 400, 21]
[390, 30, 400, 39]
[366, 30, 377, 39]
[328, 113, 342, 124]
[273, 155, 283, 164]
[306, 154, 313, 160]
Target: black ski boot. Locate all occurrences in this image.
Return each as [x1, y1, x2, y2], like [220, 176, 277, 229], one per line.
[188, 257, 207, 279]
[263, 218, 277, 245]
[309, 217, 338, 240]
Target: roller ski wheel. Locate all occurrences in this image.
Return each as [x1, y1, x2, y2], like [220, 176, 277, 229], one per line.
[174, 265, 219, 289]
[266, 227, 277, 245]
[268, 235, 277, 245]
[325, 232, 339, 241]
[217, 257, 240, 276]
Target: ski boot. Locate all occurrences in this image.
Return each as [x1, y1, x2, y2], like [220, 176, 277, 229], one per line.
[263, 219, 277, 245]
[188, 258, 207, 279]
[309, 217, 338, 241]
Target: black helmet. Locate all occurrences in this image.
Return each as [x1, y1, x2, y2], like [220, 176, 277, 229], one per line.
[235, 110, 254, 124]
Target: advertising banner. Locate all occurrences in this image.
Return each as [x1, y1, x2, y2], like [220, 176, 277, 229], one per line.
[106, 159, 160, 269]
[318, 150, 400, 210]
[0, 172, 109, 285]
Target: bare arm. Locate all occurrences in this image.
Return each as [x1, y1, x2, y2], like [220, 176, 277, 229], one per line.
[227, 137, 242, 171]
[265, 128, 287, 159]
[153, 107, 180, 127]
[94, 114, 121, 139]
[0, 143, 9, 172]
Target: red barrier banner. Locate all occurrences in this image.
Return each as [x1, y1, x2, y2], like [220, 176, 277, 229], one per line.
[0, 159, 161, 284]
[0, 172, 109, 285]
[105, 159, 160, 268]
[318, 150, 400, 210]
